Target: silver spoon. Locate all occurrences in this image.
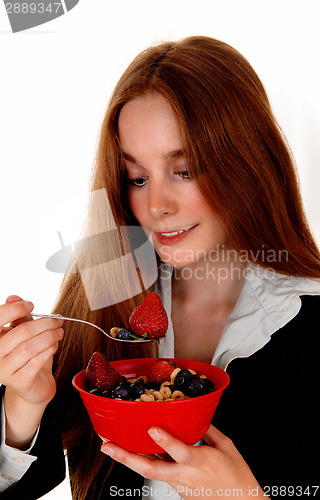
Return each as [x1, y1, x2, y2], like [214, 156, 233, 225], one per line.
[28, 313, 154, 344]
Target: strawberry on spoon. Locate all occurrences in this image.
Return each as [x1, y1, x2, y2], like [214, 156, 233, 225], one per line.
[129, 292, 168, 340]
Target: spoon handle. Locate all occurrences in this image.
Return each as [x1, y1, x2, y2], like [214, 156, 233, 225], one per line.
[27, 313, 153, 343]
[28, 313, 109, 338]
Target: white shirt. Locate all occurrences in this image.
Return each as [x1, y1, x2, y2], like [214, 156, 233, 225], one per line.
[1, 262, 320, 496]
[0, 393, 38, 492]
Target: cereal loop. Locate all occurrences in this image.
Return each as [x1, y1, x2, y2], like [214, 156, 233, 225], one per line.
[146, 389, 155, 395]
[171, 390, 185, 400]
[161, 381, 171, 387]
[160, 386, 172, 399]
[170, 368, 181, 383]
[141, 394, 155, 402]
[153, 391, 164, 401]
[110, 327, 120, 338]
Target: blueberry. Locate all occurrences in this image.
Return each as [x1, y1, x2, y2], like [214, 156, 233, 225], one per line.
[202, 378, 214, 394]
[175, 369, 193, 389]
[118, 376, 130, 386]
[113, 385, 132, 400]
[101, 389, 113, 398]
[145, 381, 160, 391]
[90, 388, 102, 396]
[130, 379, 145, 399]
[167, 384, 178, 393]
[116, 328, 133, 340]
[184, 375, 205, 397]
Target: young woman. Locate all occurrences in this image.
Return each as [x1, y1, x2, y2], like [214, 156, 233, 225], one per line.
[1, 36, 320, 500]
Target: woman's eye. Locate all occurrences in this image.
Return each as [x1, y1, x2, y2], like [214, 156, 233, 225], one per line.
[177, 170, 192, 180]
[127, 177, 148, 187]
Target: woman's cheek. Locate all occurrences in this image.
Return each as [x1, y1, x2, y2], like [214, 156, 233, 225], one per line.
[127, 192, 143, 224]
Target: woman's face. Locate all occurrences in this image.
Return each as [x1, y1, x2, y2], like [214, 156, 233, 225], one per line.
[118, 93, 225, 268]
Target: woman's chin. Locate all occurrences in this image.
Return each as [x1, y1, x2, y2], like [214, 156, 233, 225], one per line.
[158, 255, 197, 270]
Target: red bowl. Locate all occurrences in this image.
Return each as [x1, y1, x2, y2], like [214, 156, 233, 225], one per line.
[72, 357, 229, 454]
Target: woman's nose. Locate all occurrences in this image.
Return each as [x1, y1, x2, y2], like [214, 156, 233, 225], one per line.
[148, 182, 177, 218]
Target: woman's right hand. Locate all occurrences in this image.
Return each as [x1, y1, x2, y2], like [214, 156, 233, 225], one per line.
[0, 295, 64, 407]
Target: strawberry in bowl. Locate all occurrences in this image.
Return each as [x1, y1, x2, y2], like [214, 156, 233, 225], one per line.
[85, 352, 122, 394]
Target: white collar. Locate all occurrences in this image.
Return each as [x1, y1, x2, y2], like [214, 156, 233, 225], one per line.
[155, 261, 320, 370]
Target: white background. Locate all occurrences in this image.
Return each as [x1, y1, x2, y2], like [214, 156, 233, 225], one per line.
[0, 1, 320, 498]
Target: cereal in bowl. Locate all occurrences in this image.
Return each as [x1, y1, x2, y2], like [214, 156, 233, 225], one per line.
[85, 355, 214, 401]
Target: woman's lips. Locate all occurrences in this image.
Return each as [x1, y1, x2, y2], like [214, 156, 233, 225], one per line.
[154, 225, 198, 245]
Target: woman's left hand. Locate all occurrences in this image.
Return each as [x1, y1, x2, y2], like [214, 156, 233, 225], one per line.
[101, 424, 267, 499]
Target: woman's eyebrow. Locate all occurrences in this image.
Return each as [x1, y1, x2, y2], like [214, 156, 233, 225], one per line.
[122, 149, 185, 165]
[163, 149, 185, 160]
[122, 152, 137, 164]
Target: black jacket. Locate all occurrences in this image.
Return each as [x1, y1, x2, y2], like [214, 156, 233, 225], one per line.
[1, 295, 319, 499]
[0, 391, 65, 500]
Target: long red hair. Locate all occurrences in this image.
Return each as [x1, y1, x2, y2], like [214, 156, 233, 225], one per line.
[52, 35, 320, 500]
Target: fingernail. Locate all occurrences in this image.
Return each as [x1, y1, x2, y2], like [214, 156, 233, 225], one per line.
[148, 428, 162, 441]
[101, 445, 114, 457]
[6, 295, 23, 303]
[23, 301, 33, 312]
[57, 318, 64, 326]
